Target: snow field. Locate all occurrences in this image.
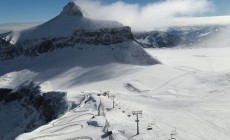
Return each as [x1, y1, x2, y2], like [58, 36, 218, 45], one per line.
[1, 46, 230, 140]
[2, 2, 230, 140]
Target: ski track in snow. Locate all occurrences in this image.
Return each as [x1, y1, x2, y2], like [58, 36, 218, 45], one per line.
[96, 64, 229, 140]
[12, 63, 230, 140]
[151, 67, 225, 140]
[7, 47, 230, 140]
[20, 94, 95, 140]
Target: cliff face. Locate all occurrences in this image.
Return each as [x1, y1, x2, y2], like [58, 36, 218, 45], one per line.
[0, 81, 69, 140]
[0, 26, 134, 60]
[59, 2, 85, 17]
[134, 31, 185, 48]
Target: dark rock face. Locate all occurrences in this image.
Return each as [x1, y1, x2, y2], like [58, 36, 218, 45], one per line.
[60, 2, 84, 17]
[0, 88, 12, 101]
[134, 31, 185, 48]
[0, 26, 134, 60]
[0, 81, 69, 139]
[0, 38, 23, 60]
[72, 26, 134, 45]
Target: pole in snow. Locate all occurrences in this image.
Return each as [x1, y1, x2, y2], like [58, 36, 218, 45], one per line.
[170, 129, 177, 140]
[132, 110, 142, 135]
[111, 95, 115, 108]
[107, 91, 110, 99]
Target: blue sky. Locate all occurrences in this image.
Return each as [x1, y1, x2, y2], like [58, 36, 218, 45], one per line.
[0, 0, 230, 24]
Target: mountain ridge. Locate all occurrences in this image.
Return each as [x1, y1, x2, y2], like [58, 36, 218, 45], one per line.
[0, 2, 159, 70]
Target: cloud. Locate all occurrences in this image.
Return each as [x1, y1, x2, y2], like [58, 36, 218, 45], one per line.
[197, 27, 230, 48]
[169, 16, 230, 27]
[74, 0, 213, 31]
[0, 23, 41, 34]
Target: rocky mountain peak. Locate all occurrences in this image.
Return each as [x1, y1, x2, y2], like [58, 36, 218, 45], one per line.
[60, 2, 84, 17]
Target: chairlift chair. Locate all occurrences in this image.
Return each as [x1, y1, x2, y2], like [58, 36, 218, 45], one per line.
[170, 129, 177, 140]
[171, 129, 177, 135]
[147, 124, 153, 130]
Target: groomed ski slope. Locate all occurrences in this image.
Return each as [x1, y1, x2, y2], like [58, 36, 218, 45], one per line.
[10, 46, 230, 140]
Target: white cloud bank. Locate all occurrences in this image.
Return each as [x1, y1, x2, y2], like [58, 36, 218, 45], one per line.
[73, 0, 220, 31]
[0, 23, 41, 34]
[197, 27, 230, 48]
[169, 16, 230, 27]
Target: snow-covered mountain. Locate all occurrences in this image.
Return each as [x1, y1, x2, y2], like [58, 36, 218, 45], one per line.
[0, 2, 158, 66]
[0, 3, 160, 139]
[3, 2, 230, 140]
[134, 25, 226, 48]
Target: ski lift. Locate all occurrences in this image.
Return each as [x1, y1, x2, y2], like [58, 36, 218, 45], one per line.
[171, 129, 177, 135]
[147, 124, 153, 130]
[170, 128, 177, 140]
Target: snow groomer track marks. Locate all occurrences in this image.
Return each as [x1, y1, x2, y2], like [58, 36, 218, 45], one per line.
[20, 94, 97, 140]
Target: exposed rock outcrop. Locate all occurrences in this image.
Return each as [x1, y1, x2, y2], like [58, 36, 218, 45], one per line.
[60, 2, 85, 17]
[0, 26, 134, 60]
[0, 81, 69, 140]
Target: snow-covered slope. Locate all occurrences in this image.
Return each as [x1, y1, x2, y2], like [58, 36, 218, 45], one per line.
[8, 46, 230, 140]
[4, 2, 123, 42]
[0, 3, 160, 139]
[16, 15, 124, 41]
[1, 33, 230, 140]
[5, 2, 230, 140]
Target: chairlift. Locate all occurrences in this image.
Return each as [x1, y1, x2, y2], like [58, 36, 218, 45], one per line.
[147, 125, 153, 130]
[170, 129, 177, 140]
[171, 129, 177, 135]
